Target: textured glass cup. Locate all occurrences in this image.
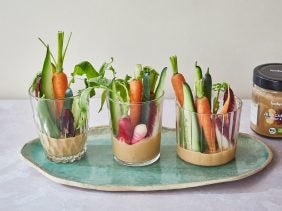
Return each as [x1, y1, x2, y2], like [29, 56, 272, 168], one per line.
[107, 93, 164, 166]
[176, 97, 242, 166]
[29, 86, 89, 163]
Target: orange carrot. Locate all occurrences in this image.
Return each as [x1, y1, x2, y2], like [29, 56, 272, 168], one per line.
[130, 64, 143, 128]
[170, 56, 186, 107]
[196, 96, 216, 152]
[53, 71, 68, 114]
[219, 85, 230, 114]
[195, 67, 216, 152]
[52, 31, 71, 115]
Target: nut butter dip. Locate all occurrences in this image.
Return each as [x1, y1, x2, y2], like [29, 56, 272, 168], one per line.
[251, 63, 282, 138]
[112, 132, 161, 165]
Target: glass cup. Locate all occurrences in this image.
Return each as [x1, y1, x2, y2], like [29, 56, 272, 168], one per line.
[29, 84, 89, 163]
[107, 93, 164, 166]
[176, 96, 242, 166]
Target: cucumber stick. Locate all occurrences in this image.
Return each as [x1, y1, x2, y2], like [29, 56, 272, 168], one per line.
[203, 68, 212, 106]
[178, 108, 186, 148]
[108, 80, 121, 135]
[155, 67, 167, 98]
[40, 47, 55, 99]
[195, 64, 204, 99]
[149, 69, 159, 95]
[141, 72, 150, 124]
[182, 83, 200, 151]
[37, 100, 60, 138]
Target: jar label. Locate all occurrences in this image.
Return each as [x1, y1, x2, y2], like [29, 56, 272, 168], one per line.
[250, 102, 258, 125]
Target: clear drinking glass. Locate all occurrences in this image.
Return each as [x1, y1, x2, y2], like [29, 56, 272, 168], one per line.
[176, 96, 242, 166]
[29, 85, 89, 163]
[107, 93, 164, 166]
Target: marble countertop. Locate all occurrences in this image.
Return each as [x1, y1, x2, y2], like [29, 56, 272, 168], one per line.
[0, 99, 281, 210]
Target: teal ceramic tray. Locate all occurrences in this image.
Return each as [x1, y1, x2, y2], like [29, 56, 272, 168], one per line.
[21, 127, 272, 191]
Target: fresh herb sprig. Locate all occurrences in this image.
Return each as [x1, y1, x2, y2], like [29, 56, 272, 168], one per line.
[212, 82, 228, 114]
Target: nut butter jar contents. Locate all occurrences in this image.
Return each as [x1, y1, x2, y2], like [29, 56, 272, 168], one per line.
[251, 63, 282, 138]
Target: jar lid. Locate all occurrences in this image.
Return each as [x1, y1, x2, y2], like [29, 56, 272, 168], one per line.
[253, 63, 282, 91]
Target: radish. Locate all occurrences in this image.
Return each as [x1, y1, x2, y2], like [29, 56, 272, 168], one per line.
[132, 124, 147, 144]
[117, 116, 132, 144]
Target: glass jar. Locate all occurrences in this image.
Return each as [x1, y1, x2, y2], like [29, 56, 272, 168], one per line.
[107, 92, 164, 166]
[176, 96, 242, 166]
[29, 80, 89, 163]
[251, 63, 282, 138]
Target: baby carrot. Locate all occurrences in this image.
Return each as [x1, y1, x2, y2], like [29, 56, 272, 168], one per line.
[196, 94, 216, 152]
[130, 64, 143, 128]
[195, 65, 216, 152]
[53, 31, 71, 115]
[53, 72, 68, 98]
[170, 55, 186, 107]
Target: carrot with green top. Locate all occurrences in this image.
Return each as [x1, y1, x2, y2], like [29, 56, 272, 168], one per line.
[195, 64, 216, 152]
[170, 55, 186, 107]
[130, 64, 143, 128]
[39, 31, 72, 115]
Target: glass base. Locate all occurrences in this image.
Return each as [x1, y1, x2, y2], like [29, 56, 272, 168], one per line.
[113, 153, 160, 167]
[45, 148, 86, 163]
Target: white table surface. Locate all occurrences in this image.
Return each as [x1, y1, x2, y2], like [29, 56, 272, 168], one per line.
[0, 99, 281, 211]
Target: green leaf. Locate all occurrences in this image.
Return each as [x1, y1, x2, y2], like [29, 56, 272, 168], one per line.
[124, 74, 131, 82]
[212, 82, 229, 113]
[98, 89, 107, 113]
[99, 57, 115, 77]
[77, 87, 93, 129]
[71, 61, 99, 82]
[115, 79, 130, 103]
[88, 76, 112, 89]
[149, 69, 159, 94]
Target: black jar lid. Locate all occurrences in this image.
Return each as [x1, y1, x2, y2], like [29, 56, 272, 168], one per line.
[253, 63, 282, 91]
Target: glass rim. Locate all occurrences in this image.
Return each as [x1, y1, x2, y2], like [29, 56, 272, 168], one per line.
[28, 86, 82, 100]
[176, 95, 243, 115]
[107, 91, 165, 105]
[28, 77, 87, 100]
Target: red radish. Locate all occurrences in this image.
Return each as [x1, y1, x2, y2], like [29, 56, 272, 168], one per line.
[132, 124, 147, 144]
[117, 116, 132, 144]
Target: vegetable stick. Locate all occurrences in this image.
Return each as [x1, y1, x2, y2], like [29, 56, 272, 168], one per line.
[170, 56, 186, 107]
[196, 96, 216, 152]
[194, 64, 216, 152]
[219, 85, 231, 114]
[203, 68, 212, 106]
[141, 71, 150, 124]
[147, 67, 167, 136]
[52, 32, 70, 115]
[183, 82, 200, 151]
[130, 64, 143, 128]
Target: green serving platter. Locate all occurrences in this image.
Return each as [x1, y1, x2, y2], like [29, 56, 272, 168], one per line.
[21, 126, 272, 191]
